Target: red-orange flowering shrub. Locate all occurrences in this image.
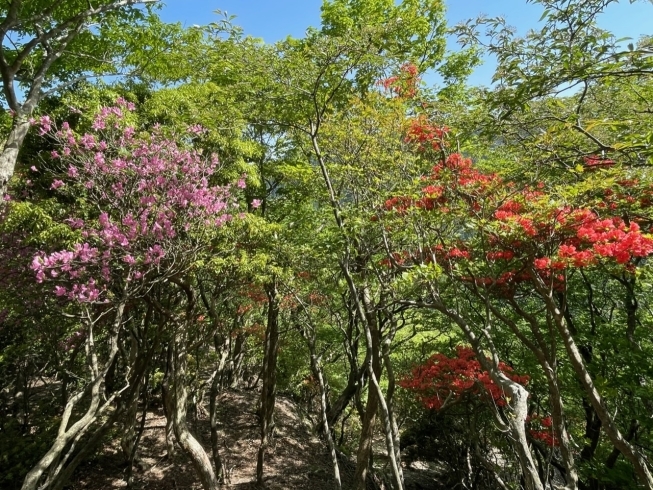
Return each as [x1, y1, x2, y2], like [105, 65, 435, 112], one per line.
[399, 346, 530, 410]
[380, 149, 653, 280]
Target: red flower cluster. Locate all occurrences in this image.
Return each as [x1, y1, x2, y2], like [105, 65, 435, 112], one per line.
[527, 414, 559, 447]
[384, 196, 415, 214]
[399, 346, 529, 410]
[534, 209, 653, 267]
[583, 155, 615, 169]
[486, 250, 515, 260]
[491, 201, 653, 269]
[378, 148, 653, 282]
[430, 153, 498, 191]
[404, 116, 449, 151]
[378, 63, 420, 98]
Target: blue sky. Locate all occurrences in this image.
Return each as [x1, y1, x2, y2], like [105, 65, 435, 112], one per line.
[156, 0, 653, 86]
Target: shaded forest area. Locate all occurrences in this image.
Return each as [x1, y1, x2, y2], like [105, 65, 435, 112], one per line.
[1, 1, 653, 489]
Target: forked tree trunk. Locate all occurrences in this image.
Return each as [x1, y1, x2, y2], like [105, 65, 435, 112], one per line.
[495, 301, 579, 489]
[353, 293, 383, 490]
[424, 290, 545, 490]
[381, 343, 403, 489]
[21, 303, 125, 490]
[353, 379, 379, 490]
[47, 323, 158, 490]
[550, 304, 653, 488]
[360, 289, 403, 490]
[533, 277, 653, 489]
[301, 327, 342, 490]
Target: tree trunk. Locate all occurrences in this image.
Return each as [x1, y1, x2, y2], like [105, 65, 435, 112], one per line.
[0, 117, 31, 199]
[302, 330, 342, 490]
[353, 380, 379, 490]
[47, 320, 159, 490]
[161, 344, 177, 458]
[496, 301, 579, 490]
[353, 290, 383, 490]
[208, 331, 231, 481]
[536, 283, 653, 489]
[426, 291, 545, 490]
[125, 372, 150, 488]
[318, 363, 361, 435]
[361, 302, 402, 490]
[21, 303, 124, 490]
[209, 364, 225, 481]
[121, 334, 141, 463]
[553, 311, 653, 488]
[505, 383, 544, 490]
[381, 343, 403, 490]
[169, 325, 219, 490]
[256, 281, 280, 486]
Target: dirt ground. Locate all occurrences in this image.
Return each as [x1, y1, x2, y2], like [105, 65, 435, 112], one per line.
[67, 389, 442, 490]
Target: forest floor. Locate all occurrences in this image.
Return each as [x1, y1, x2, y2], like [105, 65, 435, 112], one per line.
[68, 388, 444, 490]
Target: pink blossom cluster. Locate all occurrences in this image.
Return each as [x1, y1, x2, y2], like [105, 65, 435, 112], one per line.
[32, 101, 239, 302]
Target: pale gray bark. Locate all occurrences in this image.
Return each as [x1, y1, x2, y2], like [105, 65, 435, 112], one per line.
[490, 300, 579, 490]
[361, 290, 403, 490]
[168, 325, 219, 490]
[21, 302, 125, 490]
[0, 117, 29, 195]
[416, 286, 545, 490]
[534, 279, 653, 489]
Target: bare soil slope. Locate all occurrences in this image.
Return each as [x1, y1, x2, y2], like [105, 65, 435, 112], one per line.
[68, 389, 442, 489]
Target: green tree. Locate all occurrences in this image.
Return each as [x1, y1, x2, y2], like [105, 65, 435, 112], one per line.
[0, 0, 173, 198]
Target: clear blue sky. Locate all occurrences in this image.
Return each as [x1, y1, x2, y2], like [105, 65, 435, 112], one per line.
[156, 0, 653, 86]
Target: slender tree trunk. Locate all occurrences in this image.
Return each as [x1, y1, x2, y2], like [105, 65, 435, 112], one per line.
[536, 282, 653, 489]
[360, 292, 402, 490]
[495, 302, 579, 490]
[47, 323, 159, 490]
[543, 367, 578, 490]
[381, 343, 403, 489]
[303, 331, 341, 490]
[121, 334, 141, 463]
[125, 370, 150, 488]
[169, 324, 219, 490]
[208, 331, 231, 481]
[319, 365, 359, 434]
[353, 290, 383, 490]
[505, 383, 544, 490]
[256, 281, 280, 485]
[552, 310, 653, 488]
[209, 363, 225, 481]
[354, 380, 379, 490]
[161, 344, 177, 458]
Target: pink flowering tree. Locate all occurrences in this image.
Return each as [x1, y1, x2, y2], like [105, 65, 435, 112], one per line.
[21, 99, 240, 490]
[31, 98, 237, 304]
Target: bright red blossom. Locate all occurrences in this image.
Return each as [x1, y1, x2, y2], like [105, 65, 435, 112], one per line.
[400, 346, 529, 410]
